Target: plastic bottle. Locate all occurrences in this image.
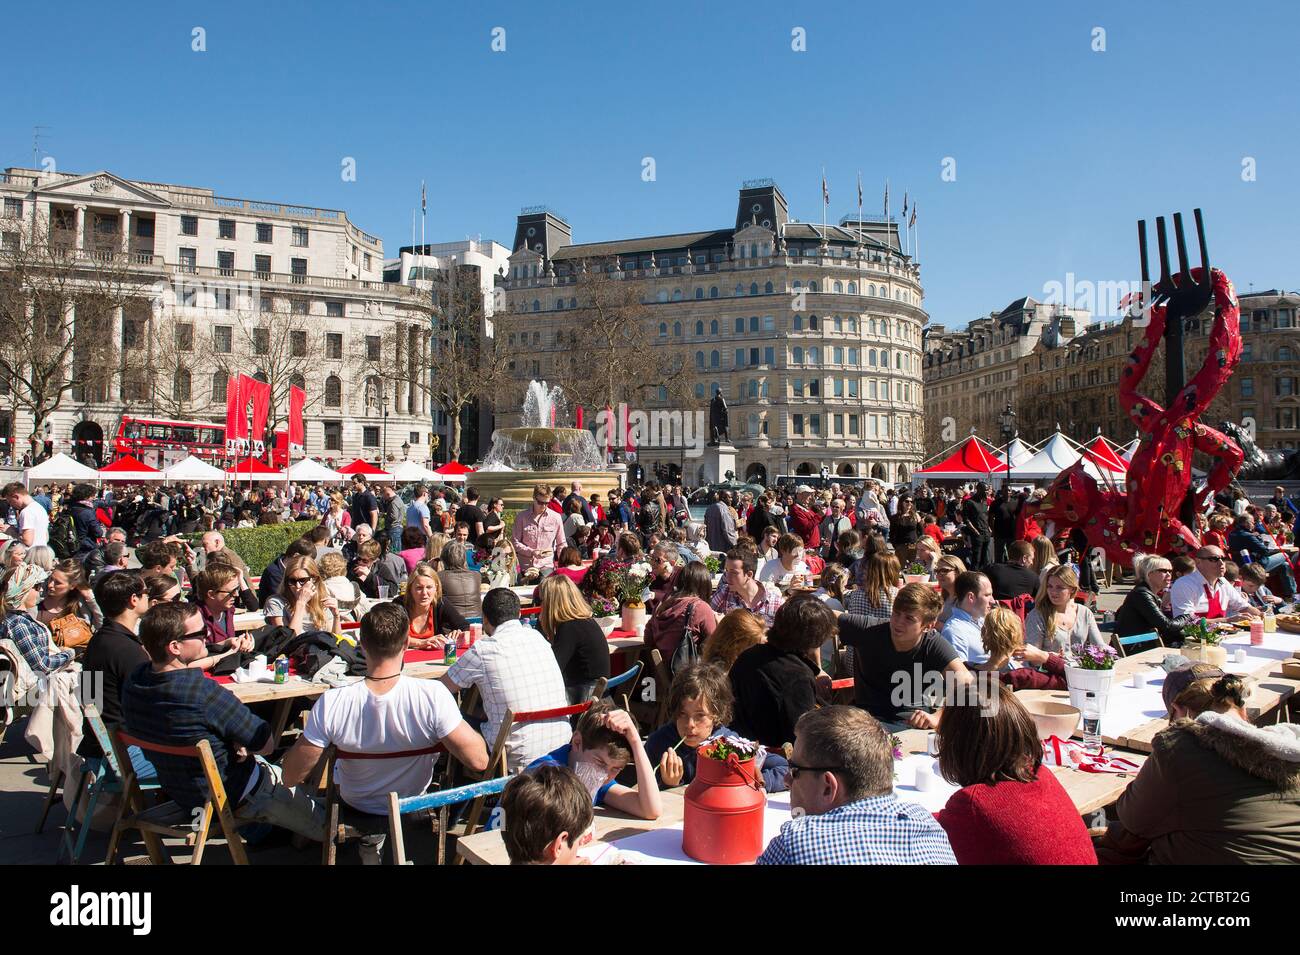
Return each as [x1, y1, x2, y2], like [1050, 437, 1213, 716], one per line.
[1082, 691, 1102, 755]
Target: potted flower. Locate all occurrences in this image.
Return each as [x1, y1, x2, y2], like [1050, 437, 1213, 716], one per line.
[1183, 618, 1228, 666]
[1064, 642, 1119, 713]
[682, 735, 767, 865]
[904, 561, 929, 585]
[590, 595, 620, 632]
[703, 553, 722, 576]
[616, 565, 652, 635]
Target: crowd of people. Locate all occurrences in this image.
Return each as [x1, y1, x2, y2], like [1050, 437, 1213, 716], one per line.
[4, 469, 1300, 866]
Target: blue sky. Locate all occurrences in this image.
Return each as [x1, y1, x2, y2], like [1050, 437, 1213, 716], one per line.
[3, 0, 1297, 326]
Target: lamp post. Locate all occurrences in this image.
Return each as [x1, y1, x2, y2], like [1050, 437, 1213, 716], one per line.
[402, 440, 410, 460]
[998, 404, 1018, 491]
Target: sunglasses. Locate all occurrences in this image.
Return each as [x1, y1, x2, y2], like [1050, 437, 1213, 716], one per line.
[287, 577, 312, 586]
[1197, 555, 1226, 562]
[785, 762, 845, 781]
[179, 628, 208, 643]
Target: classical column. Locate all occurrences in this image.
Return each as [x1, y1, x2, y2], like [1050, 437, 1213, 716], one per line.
[121, 210, 132, 255]
[113, 304, 125, 400]
[74, 205, 86, 251]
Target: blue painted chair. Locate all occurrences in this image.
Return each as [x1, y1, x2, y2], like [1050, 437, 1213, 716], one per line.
[1114, 630, 1162, 657]
[53, 705, 161, 865]
[600, 661, 644, 712]
[387, 775, 513, 865]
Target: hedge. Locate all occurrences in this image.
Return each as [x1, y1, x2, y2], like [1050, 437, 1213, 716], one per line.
[184, 520, 320, 576]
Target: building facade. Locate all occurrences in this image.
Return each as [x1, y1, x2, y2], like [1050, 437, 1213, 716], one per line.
[0, 166, 433, 467]
[1018, 313, 1133, 445]
[923, 298, 1091, 457]
[495, 180, 927, 486]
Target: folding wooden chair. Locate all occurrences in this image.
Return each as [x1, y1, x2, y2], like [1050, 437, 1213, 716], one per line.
[319, 742, 446, 865]
[53, 705, 163, 864]
[387, 775, 512, 865]
[1113, 630, 1163, 658]
[105, 731, 248, 865]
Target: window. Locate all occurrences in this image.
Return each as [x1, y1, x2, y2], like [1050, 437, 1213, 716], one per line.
[834, 378, 844, 397]
[792, 378, 803, 397]
[292, 226, 309, 247]
[793, 346, 804, 364]
[695, 321, 704, 336]
[178, 247, 197, 272]
[809, 315, 819, 330]
[135, 218, 154, 238]
[180, 215, 198, 236]
[256, 222, 273, 243]
[710, 320, 719, 336]
[848, 379, 859, 398]
[710, 287, 718, 298]
[809, 346, 821, 364]
[710, 350, 720, 369]
[792, 414, 805, 436]
[695, 351, 705, 369]
[323, 420, 342, 450]
[750, 347, 760, 366]
[212, 372, 227, 403]
[660, 323, 668, 338]
[175, 323, 193, 351]
[214, 325, 232, 353]
[253, 327, 270, 356]
[121, 318, 143, 349]
[1243, 342, 1254, 362]
[363, 426, 380, 447]
[695, 288, 703, 300]
[794, 315, 803, 330]
[834, 347, 844, 364]
[1241, 378, 1254, 398]
[673, 321, 682, 337]
[734, 317, 744, 334]
[254, 254, 271, 275]
[218, 219, 235, 240]
[291, 330, 307, 357]
[2, 231, 19, 251]
[291, 258, 307, 280]
[1278, 377, 1295, 398]
[1280, 346, 1294, 362]
[809, 378, 820, 397]
[810, 414, 821, 436]
[173, 369, 192, 402]
[325, 376, 342, 407]
[217, 250, 234, 274]
[326, 301, 343, 318]
[849, 414, 860, 436]
[735, 348, 745, 368]
[764, 346, 774, 365]
[291, 299, 308, 315]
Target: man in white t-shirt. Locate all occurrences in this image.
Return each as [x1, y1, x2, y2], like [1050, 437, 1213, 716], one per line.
[441, 587, 571, 772]
[283, 603, 487, 862]
[2, 482, 49, 547]
[757, 533, 810, 587]
[1169, 545, 1260, 621]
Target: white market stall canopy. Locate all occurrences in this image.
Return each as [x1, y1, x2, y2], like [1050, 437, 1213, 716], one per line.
[389, 460, 443, 483]
[285, 458, 344, 483]
[23, 453, 100, 484]
[1010, 432, 1083, 481]
[163, 455, 226, 482]
[995, 438, 1038, 469]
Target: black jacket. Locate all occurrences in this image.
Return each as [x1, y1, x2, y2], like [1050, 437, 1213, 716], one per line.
[1115, 581, 1193, 644]
[71, 502, 105, 555]
[729, 642, 820, 749]
[78, 620, 149, 758]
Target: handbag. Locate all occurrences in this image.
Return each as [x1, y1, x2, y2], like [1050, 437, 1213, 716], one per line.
[670, 599, 702, 677]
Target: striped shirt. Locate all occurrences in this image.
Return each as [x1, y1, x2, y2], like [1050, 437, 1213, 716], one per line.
[759, 794, 957, 865]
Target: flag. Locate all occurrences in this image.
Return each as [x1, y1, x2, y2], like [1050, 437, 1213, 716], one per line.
[421, 180, 426, 215]
[288, 385, 306, 455]
[883, 181, 889, 215]
[821, 173, 829, 206]
[856, 172, 862, 207]
[903, 192, 909, 217]
[224, 375, 243, 455]
[240, 374, 271, 458]
[910, 202, 917, 228]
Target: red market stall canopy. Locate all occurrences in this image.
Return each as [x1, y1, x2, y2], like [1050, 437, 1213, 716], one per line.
[1081, 436, 1129, 474]
[432, 460, 476, 482]
[98, 455, 163, 482]
[226, 458, 285, 481]
[915, 437, 1008, 479]
[336, 459, 394, 482]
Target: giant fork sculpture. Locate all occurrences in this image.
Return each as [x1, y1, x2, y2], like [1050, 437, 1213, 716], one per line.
[1032, 210, 1243, 565]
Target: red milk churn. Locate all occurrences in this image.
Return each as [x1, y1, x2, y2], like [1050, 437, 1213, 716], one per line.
[682, 751, 766, 864]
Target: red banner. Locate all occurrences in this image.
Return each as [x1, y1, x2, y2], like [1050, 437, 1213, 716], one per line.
[243, 375, 272, 458]
[224, 375, 245, 455]
[288, 385, 305, 455]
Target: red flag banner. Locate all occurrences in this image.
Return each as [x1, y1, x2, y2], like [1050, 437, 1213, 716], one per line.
[288, 385, 306, 455]
[224, 375, 244, 455]
[241, 374, 272, 458]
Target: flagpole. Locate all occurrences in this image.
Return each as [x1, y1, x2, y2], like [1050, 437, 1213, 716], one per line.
[821, 166, 827, 241]
[856, 172, 863, 251]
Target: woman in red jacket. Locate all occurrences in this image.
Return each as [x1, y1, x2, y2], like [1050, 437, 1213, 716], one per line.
[933, 684, 1096, 865]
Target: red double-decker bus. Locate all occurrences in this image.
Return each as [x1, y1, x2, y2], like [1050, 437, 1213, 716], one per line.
[113, 416, 288, 470]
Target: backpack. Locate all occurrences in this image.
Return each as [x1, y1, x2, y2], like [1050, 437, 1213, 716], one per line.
[669, 600, 702, 677]
[49, 508, 78, 560]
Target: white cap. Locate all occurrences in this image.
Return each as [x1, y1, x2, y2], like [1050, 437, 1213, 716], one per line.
[796, 484, 814, 494]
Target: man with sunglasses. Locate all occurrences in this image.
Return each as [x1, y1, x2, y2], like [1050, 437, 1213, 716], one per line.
[513, 483, 566, 583]
[1169, 545, 1261, 622]
[121, 602, 324, 841]
[758, 706, 955, 865]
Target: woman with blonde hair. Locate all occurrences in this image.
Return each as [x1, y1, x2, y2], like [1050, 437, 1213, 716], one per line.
[264, 555, 340, 635]
[25, 545, 55, 573]
[845, 550, 900, 626]
[537, 573, 610, 704]
[934, 554, 966, 627]
[1025, 564, 1103, 653]
[974, 606, 1070, 690]
[422, 532, 449, 572]
[701, 608, 767, 673]
[403, 561, 469, 650]
[1032, 536, 1059, 581]
[35, 558, 101, 649]
[1115, 552, 1193, 645]
[913, 537, 942, 579]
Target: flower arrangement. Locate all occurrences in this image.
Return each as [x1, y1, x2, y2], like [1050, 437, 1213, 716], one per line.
[890, 733, 904, 761]
[698, 735, 761, 762]
[906, 561, 926, 576]
[1183, 618, 1223, 646]
[615, 563, 652, 609]
[1069, 642, 1119, 671]
[590, 595, 619, 618]
[704, 553, 722, 575]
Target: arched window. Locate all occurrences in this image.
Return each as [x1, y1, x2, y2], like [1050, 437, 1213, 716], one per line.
[173, 369, 191, 403]
[673, 321, 682, 337]
[554, 299, 563, 311]
[709, 381, 721, 398]
[1280, 346, 1293, 362]
[710, 319, 719, 335]
[793, 280, 803, 291]
[765, 281, 773, 294]
[325, 375, 342, 407]
[749, 316, 759, 332]
[869, 318, 877, 334]
[659, 323, 668, 337]
[848, 282, 857, 294]
[254, 370, 268, 384]
[695, 351, 705, 369]
[833, 347, 844, 364]
[710, 350, 720, 369]
[709, 286, 718, 298]
[735, 317, 745, 334]
[868, 350, 878, 367]
[880, 349, 890, 367]
[735, 284, 744, 296]
[793, 315, 803, 330]
[896, 352, 903, 369]
[290, 373, 305, 392]
[848, 347, 858, 364]
[793, 346, 804, 364]
[808, 281, 818, 293]
[672, 288, 683, 301]
[694, 383, 705, 399]
[809, 346, 821, 364]
[749, 282, 759, 296]
[833, 281, 843, 293]
[809, 315, 819, 330]
[695, 288, 703, 300]
[657, 290, 668, 303]
[532, 299, 540, 311]
[834, 315, 843, 332]
[695, 320, 704, 336]
[847, 317, 857, 333]
[211, 372, 227, 403]
[869, 284, 876, 296]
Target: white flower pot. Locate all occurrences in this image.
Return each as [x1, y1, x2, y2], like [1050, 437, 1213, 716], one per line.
[1064, 665, 1115, 713]
[621, 605, 647, 635]
[1184, 642, 1228, 667]
[595, 615, 619, 634]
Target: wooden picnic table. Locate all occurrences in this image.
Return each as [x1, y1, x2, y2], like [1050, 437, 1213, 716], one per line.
[455, 729, 1147, 865]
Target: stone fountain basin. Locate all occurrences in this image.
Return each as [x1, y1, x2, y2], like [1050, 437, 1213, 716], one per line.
[469, 469, 623, 512]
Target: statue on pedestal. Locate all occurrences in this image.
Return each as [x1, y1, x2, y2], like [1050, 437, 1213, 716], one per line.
[709, 389, 730, 446]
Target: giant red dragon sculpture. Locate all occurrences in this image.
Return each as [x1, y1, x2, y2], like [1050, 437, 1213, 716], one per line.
[1030, 211, 1243, 566]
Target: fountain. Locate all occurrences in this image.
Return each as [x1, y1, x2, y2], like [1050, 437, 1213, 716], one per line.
[472, 381, 622, 510]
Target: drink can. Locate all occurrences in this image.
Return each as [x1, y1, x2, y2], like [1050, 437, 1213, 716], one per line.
[443, 637, 457, 664]
[274, 655, 289, 684]
[470, 623, 483, 643]
[1250, 619, 1265, 646]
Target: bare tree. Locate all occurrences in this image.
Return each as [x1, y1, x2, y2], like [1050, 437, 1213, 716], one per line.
[357, 265, 497, 462]
[0, 213, 155, 460]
